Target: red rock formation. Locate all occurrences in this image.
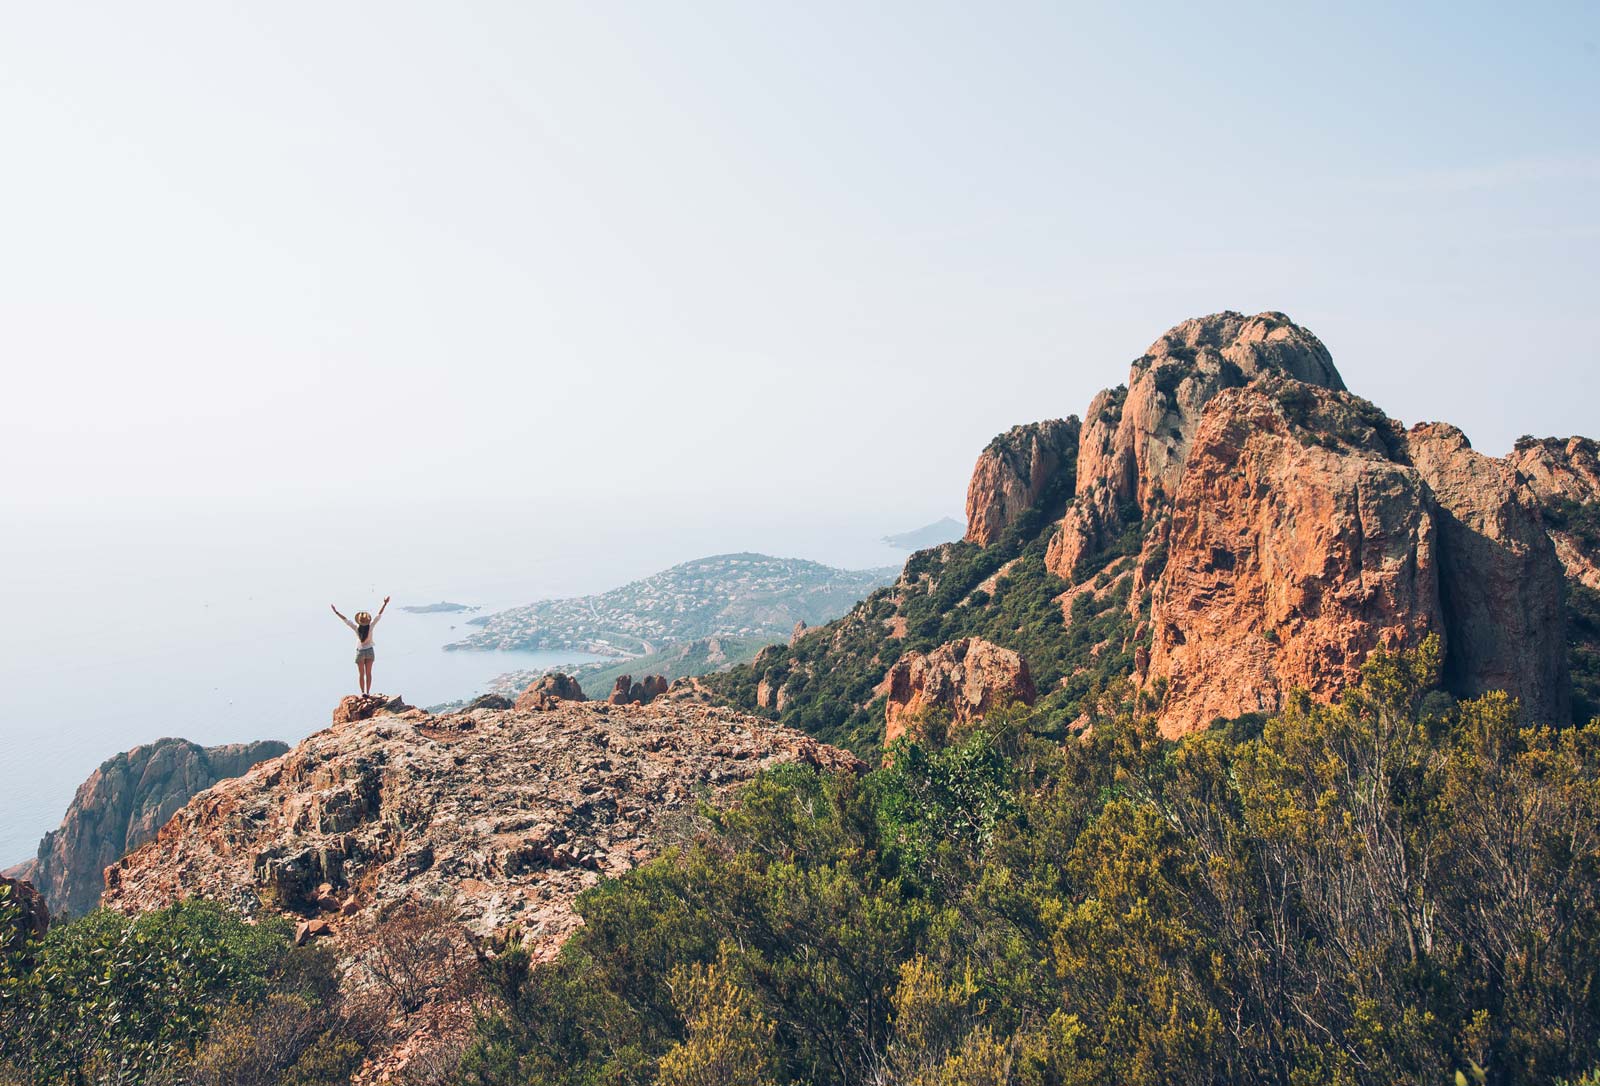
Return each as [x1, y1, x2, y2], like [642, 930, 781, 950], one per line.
[332, 694, 411, 724]
[1509, 436, 1600, 590]
[1406, 423, 1570, 721]
[607, 675, 670, 706]
[514, 673, 588, 711]
[1145, 385, 1443, 735]
[883, 638, 1036, 744]
[1510, 435, 1600, 505]
[18, 737, 289, 918]
[1046, 312, 1344, 579]
[965, 419, 1080, 546]
[716, 310, 1598, 743]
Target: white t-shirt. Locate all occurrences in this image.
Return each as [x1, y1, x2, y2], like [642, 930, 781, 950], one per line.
[343, 611, 383, 649]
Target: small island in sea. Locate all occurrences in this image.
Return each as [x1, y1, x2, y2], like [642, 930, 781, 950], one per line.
[399, 601, 479, 614]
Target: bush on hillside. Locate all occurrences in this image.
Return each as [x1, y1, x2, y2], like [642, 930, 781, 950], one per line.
[457, 639, 1600, 1086]
[0, 900, 367, 1086]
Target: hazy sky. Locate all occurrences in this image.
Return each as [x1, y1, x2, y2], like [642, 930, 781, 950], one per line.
[4, 1, 1597, 531]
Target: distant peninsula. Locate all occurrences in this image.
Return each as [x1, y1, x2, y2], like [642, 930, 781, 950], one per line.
[400, 601, 479, 614]
[882, 516, 964, 550]
[447, 552, 896, 657]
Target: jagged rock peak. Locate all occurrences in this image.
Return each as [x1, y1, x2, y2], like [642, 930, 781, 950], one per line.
[1045, 311, 1344, 579]
[965, 418, 1080, 546]
[1139, 310, 1345, 391]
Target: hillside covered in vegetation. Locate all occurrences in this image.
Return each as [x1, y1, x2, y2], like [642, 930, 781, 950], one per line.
[7, 313, 1599, 1086]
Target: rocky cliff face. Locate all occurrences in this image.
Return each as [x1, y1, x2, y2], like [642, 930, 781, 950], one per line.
[1007, 312, 1589, 735]
[1510, 436, 1600, 590]
[1143, 384, 1444, 732]
[965, 419, 1079, 546]
[103, 696, 861, 963]
[722, 309, 1600, 746]
[18, 737, 289, 918]
[1406, 423, 1570, 721]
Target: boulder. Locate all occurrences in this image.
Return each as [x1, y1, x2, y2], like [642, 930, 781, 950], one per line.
[332, 693, 410, 724]
[293, 918, 333, 946]
[514, 673, 588, 711]
[883, 638, 1036, 745]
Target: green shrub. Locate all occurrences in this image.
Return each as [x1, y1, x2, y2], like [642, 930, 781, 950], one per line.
[459, 641, 1600, 1085]
[0, 900, 366, 1086]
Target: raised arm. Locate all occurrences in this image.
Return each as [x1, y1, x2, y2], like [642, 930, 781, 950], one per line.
[373, 596, 391, 625]
[331, 604, 356, 632]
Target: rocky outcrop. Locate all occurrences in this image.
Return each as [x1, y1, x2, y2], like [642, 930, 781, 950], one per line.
[332, 694, 412, 725]
[965, 419, 1080, 546]
[882, 638, 1036, 744]
[1144, 385, 1443, 734]
[1047, 312, 1344, 579]
[1406, 423, 1570, 721]
[607, 675, 669, 706]
[0, 876, 49, 952]
[20, 737, 290, 918]
[103, 698, 863, 961]
[514, 673, 588, 711]
[1510, 436, 1600, 506]
[1509, 436, 1600, 590]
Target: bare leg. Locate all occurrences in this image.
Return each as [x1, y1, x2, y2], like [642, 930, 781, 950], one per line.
[365, 659, 375, 696]
[354, 661, 363, 695]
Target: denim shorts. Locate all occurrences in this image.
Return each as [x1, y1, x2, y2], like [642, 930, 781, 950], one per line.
[356, 647, 375, 663]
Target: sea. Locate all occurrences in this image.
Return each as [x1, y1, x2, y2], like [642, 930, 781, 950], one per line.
[0, 500, 914, 869]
